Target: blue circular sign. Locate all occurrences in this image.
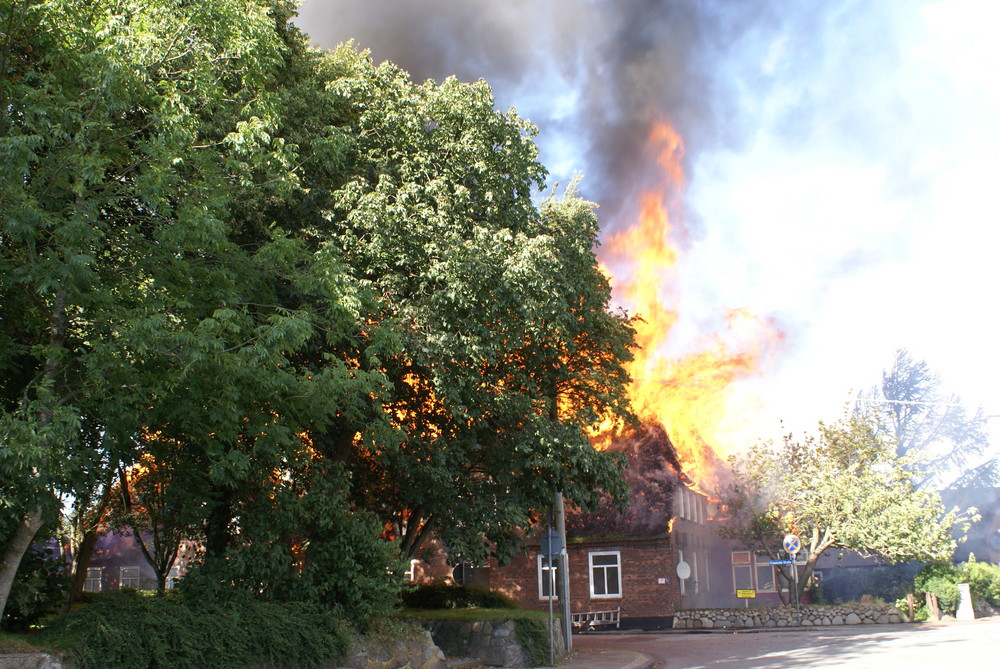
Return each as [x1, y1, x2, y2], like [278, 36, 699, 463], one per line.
[783, 534, 801, 554]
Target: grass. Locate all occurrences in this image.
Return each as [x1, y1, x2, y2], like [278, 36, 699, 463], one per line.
[0, 631, 47, 654]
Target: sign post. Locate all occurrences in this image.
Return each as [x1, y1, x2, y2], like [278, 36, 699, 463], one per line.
[782, 534, 802, 626]
[542, 512, 563, 667]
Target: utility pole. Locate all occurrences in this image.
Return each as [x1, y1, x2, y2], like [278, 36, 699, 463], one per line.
[554, 492, 572, 653]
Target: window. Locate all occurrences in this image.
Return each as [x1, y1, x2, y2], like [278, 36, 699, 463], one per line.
[732, 551, 779, 593]
[166, 565, 182, 590]
[84, 567, 102, 593]
[589, 551, 622, 598]
[537, 555, 560, 600]
[404, 559, 420, 583]
[755, 555, 777, 593]
[120, 566, 141, 589]
[731, 551, 752, 592]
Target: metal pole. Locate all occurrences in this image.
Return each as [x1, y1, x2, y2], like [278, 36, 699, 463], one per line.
[548, 505, 554, 667]
[554, 492, 572, 653]
[792, 553, 801, 626]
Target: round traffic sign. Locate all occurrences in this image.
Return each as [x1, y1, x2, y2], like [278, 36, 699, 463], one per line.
[783, 534, 801, 554]
[676, 560, 691, 580]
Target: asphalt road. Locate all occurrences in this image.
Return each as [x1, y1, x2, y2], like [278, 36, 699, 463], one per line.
[572, 617, 1000, 669]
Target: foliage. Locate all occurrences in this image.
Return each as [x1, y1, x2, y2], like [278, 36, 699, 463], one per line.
[182, 464, 403, 624]
[0, 545, 68, 632]
[318, 46, 635, 566]
[401, 582, 518, 610]
[957, 555, 1000, 607]
[907, 557, 1000, 617]
[856, 349, 995, 488]
[720, 411, 976, 603]
[39, 590, 352, 669]
[513, 616, 552, 668]
[2, 0, 635, 622]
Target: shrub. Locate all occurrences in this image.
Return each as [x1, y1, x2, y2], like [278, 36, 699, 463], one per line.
[401, 582, 518, 610]
[957, 555, 1000, 607]
[39, 590, 352, 669]
[1, 545, 69, 632]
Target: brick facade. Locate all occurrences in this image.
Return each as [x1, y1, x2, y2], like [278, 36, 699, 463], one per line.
[489, 535, 680, 627]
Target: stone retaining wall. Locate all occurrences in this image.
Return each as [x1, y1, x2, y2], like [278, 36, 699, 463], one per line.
[674, 604, 904, 629]
[423, 619, 564, 668]
[0, 655, 63, 669]
[0, 631, 447, 669]
[340, 630, 446, 669]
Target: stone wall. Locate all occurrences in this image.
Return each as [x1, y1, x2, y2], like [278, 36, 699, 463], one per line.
[0, 656, 64, 669]
[423, 619, 564, 668]
[674, 604, 903, 629]
[0, 632, 447, 669]
[340, 630, 446, 669]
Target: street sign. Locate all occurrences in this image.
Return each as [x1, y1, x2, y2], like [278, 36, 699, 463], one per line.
[783, 534, 801, 554]
[540, 529, 563, 559]
[736, 589, 756, 599]
[676, 560, 692, 580]
[769, 559, 793, 565]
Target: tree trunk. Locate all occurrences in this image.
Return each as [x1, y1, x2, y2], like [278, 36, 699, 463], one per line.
[0, 507, 46, 622]
[62, 528, 99, 613]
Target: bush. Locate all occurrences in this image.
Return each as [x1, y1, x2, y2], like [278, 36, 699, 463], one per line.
[957, 555, 1000, 607]
[401, 582, 518, 610]
[182, 466, 404, 625]
[1, 545, 69, 632]
[39, 590, 352, 669]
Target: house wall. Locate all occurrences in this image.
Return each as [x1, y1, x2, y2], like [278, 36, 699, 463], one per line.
[489, 536, 679, 627]
[82, 531, 198, 592]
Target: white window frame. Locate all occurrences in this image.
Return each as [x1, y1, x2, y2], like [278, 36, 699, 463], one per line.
[166, 565, 182, 589]
[404, 559, 420, 583]
[537, 554, 560, 600]
[119, 565, 141, 589]
[731, 550, 752, 593]
[84, 566, 102, 593]
[754, 554, 778, 593]
[588, 550, 622, 599]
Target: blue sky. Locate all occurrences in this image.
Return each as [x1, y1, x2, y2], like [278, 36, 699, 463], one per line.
[295, 0, 999, 457]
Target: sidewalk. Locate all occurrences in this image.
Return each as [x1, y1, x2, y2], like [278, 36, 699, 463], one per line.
[538, 647, 655, 669]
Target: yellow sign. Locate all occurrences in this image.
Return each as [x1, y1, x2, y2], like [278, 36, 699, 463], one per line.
[736, 589, 756, 599]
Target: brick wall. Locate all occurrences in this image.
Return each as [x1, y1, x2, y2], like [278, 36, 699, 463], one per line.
[490, 536, 680, 623]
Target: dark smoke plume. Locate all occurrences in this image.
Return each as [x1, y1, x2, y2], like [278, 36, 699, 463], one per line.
[294, 0, 804, 234]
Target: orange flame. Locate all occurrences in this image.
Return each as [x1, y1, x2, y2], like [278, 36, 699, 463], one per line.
[599, 119, 784, 496]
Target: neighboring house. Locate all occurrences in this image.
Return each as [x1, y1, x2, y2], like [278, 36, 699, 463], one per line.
[77, 530, 198, 593]
[407, 424, 802, 625]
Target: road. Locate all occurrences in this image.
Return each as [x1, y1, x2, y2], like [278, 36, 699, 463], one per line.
[572, 618, 1000, 668]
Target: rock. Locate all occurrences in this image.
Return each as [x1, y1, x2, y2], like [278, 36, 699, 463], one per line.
[845, 613, 862, 625]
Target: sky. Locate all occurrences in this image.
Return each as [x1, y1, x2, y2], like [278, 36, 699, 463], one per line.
[294, 0, 1000, 454]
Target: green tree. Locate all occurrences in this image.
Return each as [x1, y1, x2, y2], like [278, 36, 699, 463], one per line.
[0, 0, 373, 620]
[855, 349, 995, 488]
[720, 411, 976, 603]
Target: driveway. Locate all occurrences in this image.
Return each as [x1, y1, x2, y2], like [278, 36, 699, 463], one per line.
[571, 617, 1000, 668]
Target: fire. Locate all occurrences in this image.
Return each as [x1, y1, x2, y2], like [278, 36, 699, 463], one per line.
[598, 119, 783, 496]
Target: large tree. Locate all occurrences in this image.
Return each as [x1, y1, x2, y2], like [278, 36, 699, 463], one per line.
[720, 412, 976, 603]
[314, 47, 636, 565]
[0, 0, 382, 620]
[855, 349, 995, 488]
[2, 0, 636, 621]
